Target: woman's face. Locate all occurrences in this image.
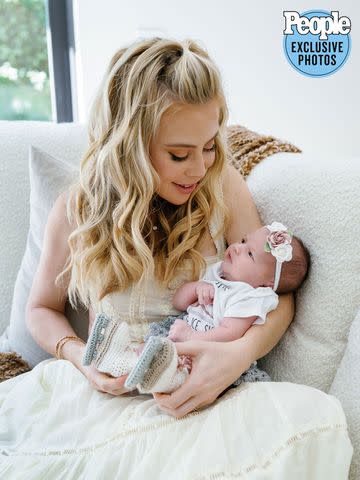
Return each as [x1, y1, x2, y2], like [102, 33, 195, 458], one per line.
[149, 98, 221, 205]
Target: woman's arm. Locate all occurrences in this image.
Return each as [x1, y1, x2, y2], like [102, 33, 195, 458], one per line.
[26, 192, 82, 364]
[26, 192, 129, 396]
[223, 164, 263, 243]
[235, 292, 294, 362]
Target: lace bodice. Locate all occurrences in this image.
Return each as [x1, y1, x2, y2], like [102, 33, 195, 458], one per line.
[91, 209, 226, 342]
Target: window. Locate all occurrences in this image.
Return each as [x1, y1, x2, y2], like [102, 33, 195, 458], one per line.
[0, 0, 75, 122]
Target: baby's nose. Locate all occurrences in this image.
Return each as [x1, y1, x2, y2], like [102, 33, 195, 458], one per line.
[232, 243, 242, 255]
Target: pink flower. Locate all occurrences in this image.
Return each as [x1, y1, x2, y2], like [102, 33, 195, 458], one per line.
[267, 231, 292, 249]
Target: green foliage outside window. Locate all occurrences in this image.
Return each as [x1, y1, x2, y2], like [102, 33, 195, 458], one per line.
[0, 0, 52, 120]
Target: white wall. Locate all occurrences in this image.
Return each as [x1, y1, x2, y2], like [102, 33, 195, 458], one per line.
[73, 0, 359, 159]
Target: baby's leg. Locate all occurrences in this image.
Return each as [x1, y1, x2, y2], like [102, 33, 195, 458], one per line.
[125, 336, 191, 393]
[83, 313, 139, 377]
[144, 313, 193, 373]
[134, 342, 191, 372]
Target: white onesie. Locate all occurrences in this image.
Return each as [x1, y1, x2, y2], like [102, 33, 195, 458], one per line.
[183, 261, 279, 332]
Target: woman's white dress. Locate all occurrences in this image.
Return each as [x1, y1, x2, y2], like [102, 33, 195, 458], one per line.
[0, 211, 353, 479]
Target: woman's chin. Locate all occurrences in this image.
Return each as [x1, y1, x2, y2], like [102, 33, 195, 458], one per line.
[157, 192, 189, 206]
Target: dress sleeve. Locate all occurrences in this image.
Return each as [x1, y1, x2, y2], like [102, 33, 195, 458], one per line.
[223, 292, 279, 325]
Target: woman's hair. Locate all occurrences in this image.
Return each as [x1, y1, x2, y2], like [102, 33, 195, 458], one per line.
[276, 236, 311, 294]
[56, 37, 230, 310]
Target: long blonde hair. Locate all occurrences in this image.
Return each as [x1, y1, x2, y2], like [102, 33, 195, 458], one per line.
[57, 37, 230, 309]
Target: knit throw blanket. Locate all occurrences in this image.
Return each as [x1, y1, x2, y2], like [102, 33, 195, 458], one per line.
[0, 124, 301, 382]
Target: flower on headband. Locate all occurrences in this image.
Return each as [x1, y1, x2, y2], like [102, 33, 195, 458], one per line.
[270, 243, 293, 263]
[267, 230, 292, 249]
[264, 222, 293, 263]
[266, 222, 288, 233]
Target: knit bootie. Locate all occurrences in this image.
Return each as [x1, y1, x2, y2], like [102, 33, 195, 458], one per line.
[82, 313, 138, 377]
[125, 336, 189, 394]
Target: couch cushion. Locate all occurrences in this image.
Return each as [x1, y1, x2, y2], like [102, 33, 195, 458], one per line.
[249, 152, 360, 391]
[6, 147, 89, 366]
[330, 308, 360, 480]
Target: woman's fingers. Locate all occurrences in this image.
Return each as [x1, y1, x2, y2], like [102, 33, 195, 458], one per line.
[156, 396, 198, 418]
[172, 339, 202, 357]
[97, 373, 129, 395]
[154, 389, 212, 418]
[81, 362, 133, 396]
[104, 374, 128, 392]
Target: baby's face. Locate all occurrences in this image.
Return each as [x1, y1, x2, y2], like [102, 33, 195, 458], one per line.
[221, 227, 276, 288]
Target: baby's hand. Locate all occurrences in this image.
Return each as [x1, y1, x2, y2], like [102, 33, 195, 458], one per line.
[168, 319, 193, 342]
[195, 281, 215, 306]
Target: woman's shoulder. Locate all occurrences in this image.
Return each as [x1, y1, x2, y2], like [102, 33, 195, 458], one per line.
[222, 163, 262, 244]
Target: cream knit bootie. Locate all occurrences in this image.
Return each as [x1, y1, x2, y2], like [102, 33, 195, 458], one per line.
[82, 313, 138, 377]
[125, 336, 190, 394]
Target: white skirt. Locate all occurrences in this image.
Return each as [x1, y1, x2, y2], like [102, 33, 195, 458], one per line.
[0, 359, 353, 479]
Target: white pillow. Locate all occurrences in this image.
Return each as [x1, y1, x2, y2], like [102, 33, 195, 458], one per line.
[4, 147, 88, 367]
[248, 152, 360, 392]
[329, 308, 360, 480]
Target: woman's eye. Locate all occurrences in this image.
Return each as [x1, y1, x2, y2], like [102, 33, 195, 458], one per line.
[170, 154, 188, 161]
[248, 251, 253, 258]
[241, 239, 245, 244]
[170, 144, 215, 161]
[204, 144, 216, 153]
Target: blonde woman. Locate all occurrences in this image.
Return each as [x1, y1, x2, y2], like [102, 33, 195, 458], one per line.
[1, 38, 347, 478]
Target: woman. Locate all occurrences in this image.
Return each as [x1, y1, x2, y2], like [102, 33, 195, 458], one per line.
[0, 38, 351, 478]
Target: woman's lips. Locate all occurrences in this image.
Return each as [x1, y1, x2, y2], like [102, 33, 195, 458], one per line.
[173, 182, 198, 194]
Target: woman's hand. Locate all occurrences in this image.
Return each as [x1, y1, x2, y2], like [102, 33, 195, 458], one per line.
[153, 339, 252, 418]
[66, 342, 132, 396]
[79, 363, 131, 396]
[195, 281, 215, 306]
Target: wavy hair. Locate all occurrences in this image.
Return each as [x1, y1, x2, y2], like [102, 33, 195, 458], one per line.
[57, 37, 230, 309]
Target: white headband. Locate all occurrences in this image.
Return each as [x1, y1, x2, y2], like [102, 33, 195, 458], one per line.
[265, 222, 293, 292]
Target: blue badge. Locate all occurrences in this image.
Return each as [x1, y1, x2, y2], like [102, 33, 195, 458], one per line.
[283, 10, 351, 78]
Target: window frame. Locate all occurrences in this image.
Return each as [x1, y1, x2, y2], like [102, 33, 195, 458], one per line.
[45, 0, 76, 122]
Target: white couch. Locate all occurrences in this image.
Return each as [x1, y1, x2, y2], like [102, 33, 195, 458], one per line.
[0, 120, 359, 477]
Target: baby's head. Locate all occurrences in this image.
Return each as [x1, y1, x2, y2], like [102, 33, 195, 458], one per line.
[221, 222, 310, 294]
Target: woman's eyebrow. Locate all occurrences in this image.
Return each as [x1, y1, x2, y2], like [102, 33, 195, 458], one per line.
[165, 131, 219, 148]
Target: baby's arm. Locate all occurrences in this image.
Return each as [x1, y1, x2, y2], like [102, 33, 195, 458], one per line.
[172, 281, 207, 311]
[189, 316, 257, 341]
[169, 316, 257, 342]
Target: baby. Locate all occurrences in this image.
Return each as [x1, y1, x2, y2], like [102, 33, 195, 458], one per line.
[83, 222, 310, 393]
[167, 221, 309, 343]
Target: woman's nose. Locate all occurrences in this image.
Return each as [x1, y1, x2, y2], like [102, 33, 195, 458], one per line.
[185, 152, 207, 178]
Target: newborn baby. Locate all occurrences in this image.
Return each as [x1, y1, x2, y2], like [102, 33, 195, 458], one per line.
[167, 222, 308, 342]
